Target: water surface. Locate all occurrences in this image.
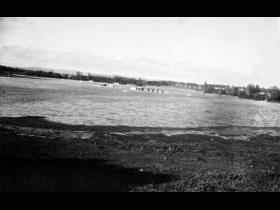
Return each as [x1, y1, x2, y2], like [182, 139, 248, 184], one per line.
[1, 76, 280, 129]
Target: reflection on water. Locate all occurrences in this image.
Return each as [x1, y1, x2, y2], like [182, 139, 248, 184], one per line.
[1, 77, 280, 128]
[0, 159, 173, 192]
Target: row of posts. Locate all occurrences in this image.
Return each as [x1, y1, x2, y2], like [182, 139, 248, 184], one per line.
[136, 87, 164, 93]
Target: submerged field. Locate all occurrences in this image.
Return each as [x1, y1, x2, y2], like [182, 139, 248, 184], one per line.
[1, 76, 280, 128]
[1, 116, 280, 192]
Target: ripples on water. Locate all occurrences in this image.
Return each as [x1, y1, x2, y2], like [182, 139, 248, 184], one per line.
[1, 76, 280, 129]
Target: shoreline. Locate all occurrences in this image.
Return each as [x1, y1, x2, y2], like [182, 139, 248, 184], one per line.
[1, 116, 280, 191]
[1, 116, 280, 141]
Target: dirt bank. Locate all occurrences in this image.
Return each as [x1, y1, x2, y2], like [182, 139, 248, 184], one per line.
[1, 116, 280, 192]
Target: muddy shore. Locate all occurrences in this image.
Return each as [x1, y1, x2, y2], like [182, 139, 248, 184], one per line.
[1, 116, 280, 192]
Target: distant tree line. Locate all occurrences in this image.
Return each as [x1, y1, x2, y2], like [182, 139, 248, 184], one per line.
[205, 82, 280, 103]
[0, 65, 69, 79]
[0, 65, 181, 87]
[2, 65, 280, 102]
[266, 86, 280, 102]
[238, 84, 280, 102]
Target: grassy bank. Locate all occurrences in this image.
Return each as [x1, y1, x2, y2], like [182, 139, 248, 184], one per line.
[1, 116, 280, 192]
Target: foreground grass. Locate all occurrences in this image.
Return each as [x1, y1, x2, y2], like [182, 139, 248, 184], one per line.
[1, 117, 280, 192]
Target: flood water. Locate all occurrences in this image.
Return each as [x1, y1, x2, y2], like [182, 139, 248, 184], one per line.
[1, 76, 280, 129]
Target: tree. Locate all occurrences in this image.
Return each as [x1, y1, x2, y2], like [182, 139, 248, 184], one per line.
[233, 87, 239, 96]
[268, 86, 280, 102]
[238, 89, 247, 98]
[76, 71, 82, 79]
[246, 84, 261, 98]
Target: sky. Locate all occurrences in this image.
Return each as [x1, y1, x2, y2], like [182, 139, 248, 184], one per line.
[0, 17, 280, 87]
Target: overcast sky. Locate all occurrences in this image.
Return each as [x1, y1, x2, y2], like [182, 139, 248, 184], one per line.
[0, 17, 280, 87]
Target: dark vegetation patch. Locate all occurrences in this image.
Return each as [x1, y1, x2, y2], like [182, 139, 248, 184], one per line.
[1, 117, 280, 191]
[0, 158, 174, 192]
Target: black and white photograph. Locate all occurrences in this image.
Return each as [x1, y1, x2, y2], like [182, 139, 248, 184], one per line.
[1, 17, 280, 192]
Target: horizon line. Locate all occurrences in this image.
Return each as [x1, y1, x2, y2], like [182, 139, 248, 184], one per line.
[0, 63, 274, 89]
